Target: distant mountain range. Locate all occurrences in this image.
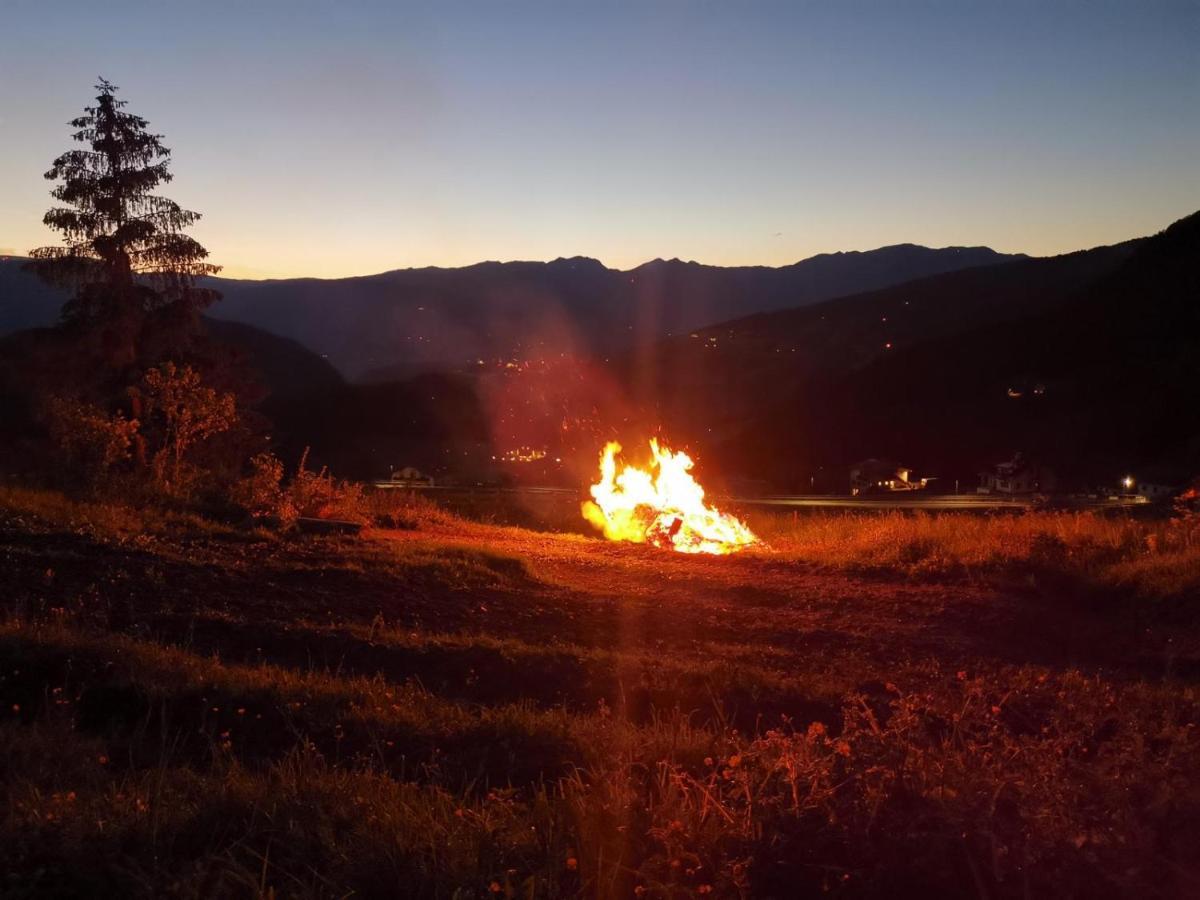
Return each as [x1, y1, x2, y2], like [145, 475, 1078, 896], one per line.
[3, 215, 1196, 490]
[0, 244, 1022, 379]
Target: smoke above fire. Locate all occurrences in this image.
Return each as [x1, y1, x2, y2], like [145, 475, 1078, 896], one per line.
[582, 439, 760, 555]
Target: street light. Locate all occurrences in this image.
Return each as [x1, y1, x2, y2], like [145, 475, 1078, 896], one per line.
[1122, 475, 1135, 491]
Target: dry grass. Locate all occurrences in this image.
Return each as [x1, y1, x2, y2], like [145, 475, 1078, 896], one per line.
[365, 487, 462, 530]
[1, 487, 1198, 898]
[0, 484, 244, 540]
[412, 487, 1200, 603]
[745, 508, 1200, 602]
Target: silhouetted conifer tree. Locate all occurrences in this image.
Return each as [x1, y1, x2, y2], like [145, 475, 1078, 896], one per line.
[26, 78, 219, 366]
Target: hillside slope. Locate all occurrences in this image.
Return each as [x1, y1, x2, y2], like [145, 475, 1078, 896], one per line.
[628, 241, 1136, 471]
[688, 211, 1199, 488]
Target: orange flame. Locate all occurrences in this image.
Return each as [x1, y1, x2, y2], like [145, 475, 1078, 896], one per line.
[581, 439, 759, 555]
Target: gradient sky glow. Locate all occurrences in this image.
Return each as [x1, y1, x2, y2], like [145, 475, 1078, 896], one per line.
[1, 0, 1198, 278]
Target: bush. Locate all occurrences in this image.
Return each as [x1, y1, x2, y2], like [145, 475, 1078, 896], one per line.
[230, 449, 371, 527]
[229, 451, 295, 524]
[366, 488, 456, 530]
[38, 361, 240, 503]
[286, 449, 369, 523]
[41, 396, 140, 489]
[128, 362, 237, 497]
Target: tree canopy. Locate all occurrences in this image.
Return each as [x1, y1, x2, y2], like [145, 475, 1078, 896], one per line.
[27, 78, 219, 362]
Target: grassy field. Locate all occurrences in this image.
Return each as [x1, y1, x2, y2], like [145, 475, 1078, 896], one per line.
[1, 486, 1198, 898]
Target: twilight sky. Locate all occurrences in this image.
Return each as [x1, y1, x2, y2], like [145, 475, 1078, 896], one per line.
[1, 1, 1197, 279]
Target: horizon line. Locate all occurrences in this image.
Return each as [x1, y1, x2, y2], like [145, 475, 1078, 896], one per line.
[2, 241, 1033, 284]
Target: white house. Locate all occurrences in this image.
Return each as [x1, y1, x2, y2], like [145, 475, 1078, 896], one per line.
[978, 453, 1056, 494]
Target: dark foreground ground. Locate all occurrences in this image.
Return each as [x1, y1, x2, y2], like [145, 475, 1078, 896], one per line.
[1, 489, 1198, 898]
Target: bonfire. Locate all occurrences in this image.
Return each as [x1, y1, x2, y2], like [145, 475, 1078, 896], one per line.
[582, 439, 760, 555]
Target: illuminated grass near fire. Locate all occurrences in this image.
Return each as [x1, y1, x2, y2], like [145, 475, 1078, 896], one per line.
[1, 486, 1199, 897]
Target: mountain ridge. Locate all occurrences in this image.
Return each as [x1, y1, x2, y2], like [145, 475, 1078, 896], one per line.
[1, 243, 1024, 378]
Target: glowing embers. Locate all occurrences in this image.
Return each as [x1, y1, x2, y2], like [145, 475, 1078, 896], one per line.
[582, 439, 759, 555]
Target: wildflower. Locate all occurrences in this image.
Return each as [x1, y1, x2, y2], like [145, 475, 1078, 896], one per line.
[566, 856, 578, 871]
[991, 705, 1002, 715]
[704, 756, 714, 767]
[807, 721, 826, 739]
[835, 740, 851, 757]
[698, 886, 713, 895]
[488, 882, 501, 894]
[728, 754, 742, 768]
[956, 671, 967, 681]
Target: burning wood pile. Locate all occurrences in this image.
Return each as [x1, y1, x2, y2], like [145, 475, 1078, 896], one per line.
[582, 439, 760, 555]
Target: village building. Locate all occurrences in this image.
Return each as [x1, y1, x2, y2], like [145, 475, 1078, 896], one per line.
[977, 453, 1056, 494]
[388, 466, 435, 487]
[1125, 466, 1187, 502]
[1136, 481, 1178, 501]
[849, 459, 931, 496]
